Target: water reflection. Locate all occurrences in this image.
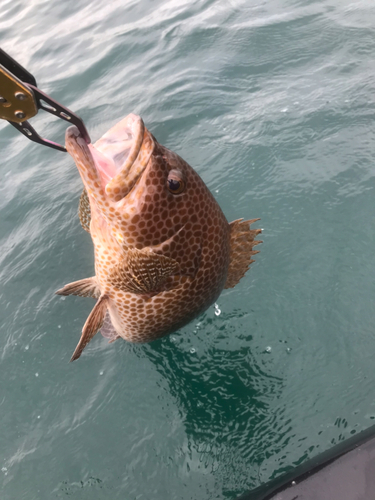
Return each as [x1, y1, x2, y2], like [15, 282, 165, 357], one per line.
[142, 307, 284, 494]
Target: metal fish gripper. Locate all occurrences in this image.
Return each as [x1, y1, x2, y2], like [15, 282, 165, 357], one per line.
[0, 47, 90, 152]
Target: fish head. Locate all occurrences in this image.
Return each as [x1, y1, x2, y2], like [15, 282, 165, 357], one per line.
[66, 113, 214, 253]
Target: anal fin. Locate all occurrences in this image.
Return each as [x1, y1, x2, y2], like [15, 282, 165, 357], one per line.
[100, 310, 120, 343]
[224, 218, 262, 289]
[70, 295, 109, 361]
[56, 277, 100, 298]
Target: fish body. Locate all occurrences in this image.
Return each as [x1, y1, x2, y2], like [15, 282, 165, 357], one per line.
[58, 114, 261, 360]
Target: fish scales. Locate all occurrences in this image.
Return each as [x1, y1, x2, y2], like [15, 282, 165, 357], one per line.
[57, 114, 261, 360]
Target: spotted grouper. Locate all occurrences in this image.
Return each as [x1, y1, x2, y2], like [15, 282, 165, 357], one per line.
[57, 114, 261, 361]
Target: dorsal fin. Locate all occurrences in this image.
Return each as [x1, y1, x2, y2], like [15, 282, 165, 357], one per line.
[55, 277, 100, 298]
[224, 219, 262, 289]
[106, 247, 180, 294]
[70, 295, 109, 361]
[78, 188, 91, 233]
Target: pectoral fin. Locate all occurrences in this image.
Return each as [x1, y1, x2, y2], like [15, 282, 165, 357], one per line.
[70, 295, 109, 362]
[107, 247, 180, 294]
[56, 277, 100, 298]
[224, 218, 262, 289]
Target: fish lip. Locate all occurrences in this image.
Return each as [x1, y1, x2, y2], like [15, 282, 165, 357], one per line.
[66, 124, 106, 188]
[65, 114, 146, 198]
[66, 124, 86, 149]
[66, 124, 103, 191]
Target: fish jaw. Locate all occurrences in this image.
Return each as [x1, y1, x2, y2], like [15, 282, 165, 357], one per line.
[65, 114, 154, 211]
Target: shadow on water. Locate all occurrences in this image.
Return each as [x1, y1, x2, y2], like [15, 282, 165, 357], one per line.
[140, 308, 285, 498]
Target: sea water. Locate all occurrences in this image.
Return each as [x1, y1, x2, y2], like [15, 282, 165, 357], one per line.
[1, 1, 375, 498]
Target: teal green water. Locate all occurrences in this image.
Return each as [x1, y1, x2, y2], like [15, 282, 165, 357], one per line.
[1, 1, 375, 498]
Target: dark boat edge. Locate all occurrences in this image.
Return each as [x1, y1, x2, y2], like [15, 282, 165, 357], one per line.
[237, 422, 375, 500]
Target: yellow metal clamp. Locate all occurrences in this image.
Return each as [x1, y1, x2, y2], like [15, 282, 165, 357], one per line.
[0, 64, 38, 123]
[0, 47, 90, 151]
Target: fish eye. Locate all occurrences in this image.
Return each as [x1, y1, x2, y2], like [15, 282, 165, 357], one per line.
[167, 170, 185, 194]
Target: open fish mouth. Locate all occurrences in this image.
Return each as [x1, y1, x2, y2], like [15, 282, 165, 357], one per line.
[66, 114, 154, 202]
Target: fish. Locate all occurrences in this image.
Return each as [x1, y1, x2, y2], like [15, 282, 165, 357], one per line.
[57, 113, 261, 361]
